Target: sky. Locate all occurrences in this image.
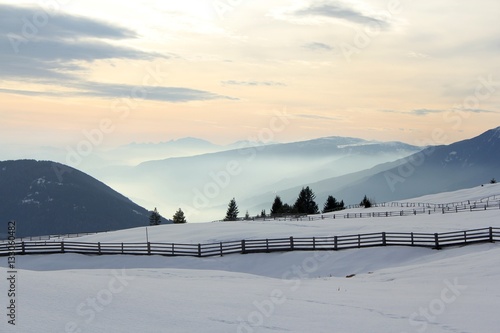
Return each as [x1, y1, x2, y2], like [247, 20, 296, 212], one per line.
[1, 0, 499, 154]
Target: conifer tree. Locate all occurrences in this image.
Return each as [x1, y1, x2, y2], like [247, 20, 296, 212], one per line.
[149, 207, 162, 226]
[172, 208, 187, 224]
[360, 195, 373, 208]
[323, 196, 345, 213]
[293, 186, 319, 214]
[282, 203, 293, 215]
[224, 198, 239, 221]
[270, 196, 284, 217]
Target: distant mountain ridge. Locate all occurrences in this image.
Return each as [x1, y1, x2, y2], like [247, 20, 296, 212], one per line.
[0, 160, 164, 238]
[93, 136, 422, 222]
[253, 127, 500, 211]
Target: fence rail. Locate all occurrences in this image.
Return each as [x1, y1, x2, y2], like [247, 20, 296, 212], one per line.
[254, 199, 500, 222]
[0, 231, 104, 243]
[1, 227, 498, 258]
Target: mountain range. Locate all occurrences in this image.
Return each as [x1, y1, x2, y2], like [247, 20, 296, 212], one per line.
[0, 160, 167, 238]
[1, 127, 498, 236]
[248, 127, 500, 212]
[91, 136, 422, 222]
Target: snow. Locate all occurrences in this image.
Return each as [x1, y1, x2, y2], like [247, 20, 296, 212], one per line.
[1, 184, 500, 332]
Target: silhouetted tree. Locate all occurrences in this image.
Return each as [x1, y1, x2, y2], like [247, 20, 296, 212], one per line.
[270, 196, 284, 217]
[149, 207, 162, 226]
[172, 208, 187, 224]
[260, 209, 266, 218]
[293, 186, 319, 214]
[323, 196, 345, 213]
[224, 198, 239, 221]
[491, 178, 497, 184]
[244, 210, 251, 220]
[282, 203, 293, 215]
[360, 195, 373, 208]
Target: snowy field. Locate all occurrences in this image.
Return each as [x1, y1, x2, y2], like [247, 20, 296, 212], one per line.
[1, 184, 500, 333]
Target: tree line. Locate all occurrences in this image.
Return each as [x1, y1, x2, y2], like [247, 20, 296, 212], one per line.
[148, 186, 375, 224]
[149, 207, 187, 225]
[223, 186, 374, 221]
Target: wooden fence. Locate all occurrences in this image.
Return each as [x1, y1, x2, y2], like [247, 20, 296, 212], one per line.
[1, 227, 498, 258]
[0, 231, 103, 243]
[257, 199, 500, 222]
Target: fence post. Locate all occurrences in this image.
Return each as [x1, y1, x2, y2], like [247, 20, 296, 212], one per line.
[266, 239, 269, 252]
[121, 242, 124, 254]
[334, 236, 338, 250]
[147, 242, 151, 255]
[312, 237, 316, 250]
[434, 233, 440, 249]
[241, 240, 246, 254]
[98, 242, 101, 255]
[358, 235, 361, 248]
[220, 242, 223, 257]
[22, 241, 25, 255]
[489, 227, 493, 242]
[382, 232, 386, 246]
[290, 236, 294, 251]
[411, 232, 414, 246]
[61, 241, 65, 253]
[463, 231, 467, 243]
[171, 243, 174, 256]
[198, 244, 202, 257]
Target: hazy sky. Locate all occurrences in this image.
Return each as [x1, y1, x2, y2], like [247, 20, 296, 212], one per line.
[1, 0, 499, 151]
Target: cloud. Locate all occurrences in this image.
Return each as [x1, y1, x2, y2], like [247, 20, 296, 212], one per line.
[0, 4, 162, 67]
[295, 114, 340, 121]
[408, 51, 431, 59]
[294, 1, 389, 28]
[382, 108, 498, 117]
[221, 80, 286, 87]
[452, 108, 498, 114]
[74, 83, 234, 102]
[0, 4, 137, 40]
[0, 81, 233, 103]
[410, 109, 444, 116]
[0, 4, 231, 102]
[303, 42, 333, 51]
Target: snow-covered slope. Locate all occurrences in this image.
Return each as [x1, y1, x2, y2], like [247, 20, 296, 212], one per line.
[72, 183, 500, 244]
[1, 184, 499, 333]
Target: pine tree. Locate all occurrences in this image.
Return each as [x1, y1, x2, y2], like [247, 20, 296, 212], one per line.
[270, 196, 284, 217]
[261, 209, 266, 218]
[323, 196, 337, 213]
[149, 207, 162, 226]
[293, 186, 319, 214]
[244, 210, 250, 220]
[172, 208, 187, 224]
[282, 203, 293, 215]
[323, 196, 345, 213]
[360, 195, 372, 208]
[224, 198, 239, 221]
